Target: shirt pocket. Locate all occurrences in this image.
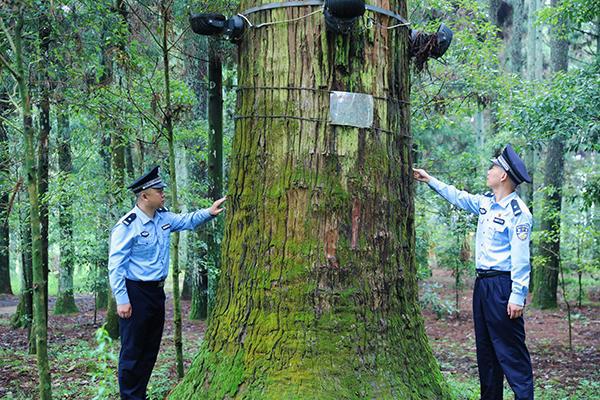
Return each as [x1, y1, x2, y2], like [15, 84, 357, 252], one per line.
[491, 224, 508, 245]
[132, 236, 154, 256]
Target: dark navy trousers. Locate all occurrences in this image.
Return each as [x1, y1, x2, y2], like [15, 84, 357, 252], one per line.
[118, 279, 165, 400]
[473, 274, 534, 400]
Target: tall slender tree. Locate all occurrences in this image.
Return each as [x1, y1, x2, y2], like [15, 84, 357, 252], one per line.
[0, 84, 12, 294]
[103, 0, 132, 339]
[0, 6, 52, 398]
[54, 109, 78, 314]
[190, 36, 223, 320]
[37, 3, 52, 320]
[172, 0, 449, 397]
[205, 36, 223, 316]
[532, 0, 569, 309]
[160, 0, 185, 378]
[11, 189, 33, 344]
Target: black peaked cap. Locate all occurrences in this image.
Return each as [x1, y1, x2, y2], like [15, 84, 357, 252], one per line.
[492, 144, 532, 185]
[128, 166, 166, 194]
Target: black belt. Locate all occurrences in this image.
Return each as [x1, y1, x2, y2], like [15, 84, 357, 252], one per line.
[476, 270, 511, 279]
[126, 278, 165, 288]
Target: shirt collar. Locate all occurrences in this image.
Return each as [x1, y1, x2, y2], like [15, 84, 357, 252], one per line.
[134, 205, 156, 225]
[493, 191, 517, 209]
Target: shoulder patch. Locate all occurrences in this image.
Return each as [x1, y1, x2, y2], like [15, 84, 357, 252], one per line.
[516, 224, 529, 240]
[122, 213, 137, 226]
[511, 199, 522, 217]
[484, 192, 494, 197]
[157, 207, 168, 213]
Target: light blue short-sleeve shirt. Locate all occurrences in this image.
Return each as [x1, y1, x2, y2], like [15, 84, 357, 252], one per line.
[428, 177, 532, 306]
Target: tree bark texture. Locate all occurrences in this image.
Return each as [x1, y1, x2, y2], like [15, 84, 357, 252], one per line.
[54, 111, 78, 314]
[171, 1, 449, 398]
[0, 87, 12, 294]
[532, 0, 568, 309]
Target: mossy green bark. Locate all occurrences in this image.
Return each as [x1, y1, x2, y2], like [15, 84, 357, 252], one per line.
[171, 1, 449, 398]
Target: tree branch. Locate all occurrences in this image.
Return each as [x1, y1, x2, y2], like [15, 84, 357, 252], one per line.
[124, 0, 163, 49]
[0, 52, 20, 80]
[0, 16, 18, 55]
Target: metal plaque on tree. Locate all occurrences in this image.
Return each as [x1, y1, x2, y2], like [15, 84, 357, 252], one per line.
[328, 91, 374, 128]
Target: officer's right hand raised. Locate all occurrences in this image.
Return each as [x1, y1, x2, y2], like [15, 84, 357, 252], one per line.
[413, 168, 431, 183]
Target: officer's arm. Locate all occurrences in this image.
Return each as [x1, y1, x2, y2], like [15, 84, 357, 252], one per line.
[168, 209, 214, 232]
[108, 224, 133, 305]
[427, 176, 482, 215]
[508, 213, 532, 306]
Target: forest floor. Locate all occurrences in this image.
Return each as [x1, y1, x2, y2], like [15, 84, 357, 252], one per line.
[0, 269, 598, 399]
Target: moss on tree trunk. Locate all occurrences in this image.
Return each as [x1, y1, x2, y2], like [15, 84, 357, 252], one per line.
[171, 1, 449, 398]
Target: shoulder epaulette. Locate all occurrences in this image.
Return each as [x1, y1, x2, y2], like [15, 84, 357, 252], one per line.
[122, 213, 137, 226]
[511, 199, 522, 217]
[484, 192, 494, 197]
[157, 207, 168, 213]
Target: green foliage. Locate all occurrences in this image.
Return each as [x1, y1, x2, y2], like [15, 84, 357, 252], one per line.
[420, 282, 458, 319]
[537, 0, 600, 28]
[410, 0, 504, 132]
[498, 62, 600, 152]
[90, 327, 119, 399]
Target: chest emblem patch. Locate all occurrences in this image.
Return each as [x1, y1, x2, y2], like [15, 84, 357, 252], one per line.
[516, 224, 530, 241]
[479, 208, 487, 215]
[162, 223, 171, 230]
[140, 231, 149, 237]
[493, 217, 505, 225]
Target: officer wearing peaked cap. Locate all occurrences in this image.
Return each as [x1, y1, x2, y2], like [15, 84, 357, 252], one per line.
[413, 144, 534, 400]
[109, 166, 226, 400]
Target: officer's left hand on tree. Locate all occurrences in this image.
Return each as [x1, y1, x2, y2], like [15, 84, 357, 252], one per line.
[209, 196, 227, 216]
[507, 302, 523, 319]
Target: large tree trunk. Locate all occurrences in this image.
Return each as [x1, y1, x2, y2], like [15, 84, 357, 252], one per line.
[171, 1, 449, 398]
[54, 110, 78, 314]
[0, 87, 12, 294]
[532, 0, 568, 309]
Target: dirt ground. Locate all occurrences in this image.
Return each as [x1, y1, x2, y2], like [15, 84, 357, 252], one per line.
[0, 269, 598, 398]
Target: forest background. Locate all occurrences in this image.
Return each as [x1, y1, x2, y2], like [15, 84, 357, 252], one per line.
[0, 0, 598, 399]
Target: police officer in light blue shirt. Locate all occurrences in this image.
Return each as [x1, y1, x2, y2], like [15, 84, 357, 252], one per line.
[414, 144, 534, 400]
[109, 166, 226, 400]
